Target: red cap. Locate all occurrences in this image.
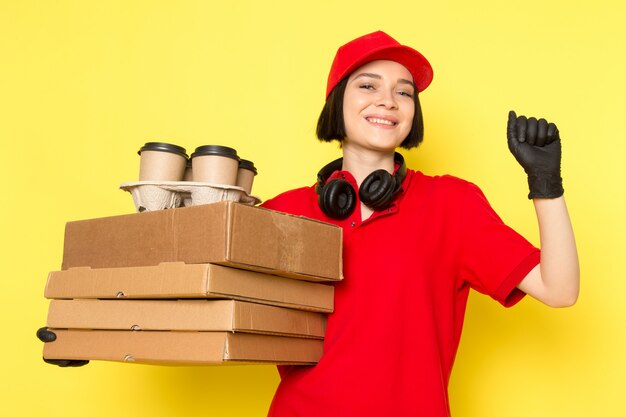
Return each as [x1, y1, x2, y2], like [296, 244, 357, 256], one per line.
[326, 31, 433, 99]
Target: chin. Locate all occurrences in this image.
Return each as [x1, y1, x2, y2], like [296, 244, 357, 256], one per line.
[367, 138, 404, 152]
[344, 130, 406, 153]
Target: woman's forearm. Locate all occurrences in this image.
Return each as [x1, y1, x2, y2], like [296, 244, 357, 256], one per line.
[532, 196, 580, 306]
[518, 196, 579, 307]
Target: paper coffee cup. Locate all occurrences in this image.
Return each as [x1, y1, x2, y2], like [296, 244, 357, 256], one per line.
[191, 145, 240, 185]
[138, 142, 188, 181]
[236, 159, 258, 194]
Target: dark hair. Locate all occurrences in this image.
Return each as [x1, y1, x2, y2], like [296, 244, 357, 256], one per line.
[316, 77, 424, 149]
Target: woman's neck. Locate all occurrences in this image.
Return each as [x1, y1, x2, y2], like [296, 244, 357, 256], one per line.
[341, 144, 396, 187]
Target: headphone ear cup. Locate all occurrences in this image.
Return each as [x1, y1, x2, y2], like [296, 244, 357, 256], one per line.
[318, 179, 356, 220]
[359, 169, 397, 210]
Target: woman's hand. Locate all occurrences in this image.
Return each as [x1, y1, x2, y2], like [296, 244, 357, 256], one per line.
[37, 327, 89, 367]
[506, 110, 564, 199]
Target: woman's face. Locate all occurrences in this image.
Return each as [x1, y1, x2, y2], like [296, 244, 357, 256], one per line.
[342, 60, 415, 153]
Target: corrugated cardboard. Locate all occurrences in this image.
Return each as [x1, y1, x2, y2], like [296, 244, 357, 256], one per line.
[46, 299, 326, 338]
[43, 330, 323, 365]
[45, 262, 334, 312]
[62, 201, 342, 282]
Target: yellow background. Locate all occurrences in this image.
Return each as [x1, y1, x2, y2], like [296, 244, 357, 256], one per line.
[1, 1, 624, 416]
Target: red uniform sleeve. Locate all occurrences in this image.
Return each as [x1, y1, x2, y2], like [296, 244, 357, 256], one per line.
[458, 182, 540, 307]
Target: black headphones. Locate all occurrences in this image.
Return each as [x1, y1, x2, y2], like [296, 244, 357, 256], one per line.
[315, 152, 407, 220]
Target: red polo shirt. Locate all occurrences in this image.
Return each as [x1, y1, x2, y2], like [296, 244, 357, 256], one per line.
[261, 168, 540, 417]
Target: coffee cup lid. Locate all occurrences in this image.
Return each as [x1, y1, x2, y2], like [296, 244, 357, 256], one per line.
[191, 145, 240, 161]
[239, 159, 258, 175]
[138, 142, 188, 158]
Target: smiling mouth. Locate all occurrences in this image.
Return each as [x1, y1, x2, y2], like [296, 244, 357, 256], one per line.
[365, 117, 397, 126]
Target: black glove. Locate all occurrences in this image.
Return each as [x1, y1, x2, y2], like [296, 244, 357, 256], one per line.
[37, 327, 89, 367]
[507, 110, 564, 199]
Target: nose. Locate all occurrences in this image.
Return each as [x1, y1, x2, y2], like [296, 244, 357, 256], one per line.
[375, 88, 398, 109]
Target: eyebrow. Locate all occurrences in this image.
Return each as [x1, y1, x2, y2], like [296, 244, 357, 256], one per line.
[352, 72, 416, 89]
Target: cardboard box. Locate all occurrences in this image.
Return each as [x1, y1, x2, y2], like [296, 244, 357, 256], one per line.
[45, 262, 334, 312]
[62, 201, 342, 282]
[43, 330, 323, 365]
[46, 299, 326, 338]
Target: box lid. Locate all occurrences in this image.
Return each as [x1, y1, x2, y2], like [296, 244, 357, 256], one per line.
[46, 299, 326, 338]
[45, 262, 334, 312]
[43, 330, 323, 365]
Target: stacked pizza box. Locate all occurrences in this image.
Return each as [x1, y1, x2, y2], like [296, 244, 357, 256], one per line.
[43, 201, 342, 366]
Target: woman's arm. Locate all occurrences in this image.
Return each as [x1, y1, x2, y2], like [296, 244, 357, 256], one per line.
[517, 196, 579, 307]
[506, 111, 579, 307]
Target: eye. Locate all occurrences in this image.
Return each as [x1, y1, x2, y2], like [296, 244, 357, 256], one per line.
[359, 83, 375, 90]
[398, 90, 413, 98]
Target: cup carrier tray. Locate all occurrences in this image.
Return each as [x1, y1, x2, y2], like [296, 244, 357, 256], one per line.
[120, 181, 261, 212]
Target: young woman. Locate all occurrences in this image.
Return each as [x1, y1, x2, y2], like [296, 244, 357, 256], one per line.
[260, 31, 579, 417]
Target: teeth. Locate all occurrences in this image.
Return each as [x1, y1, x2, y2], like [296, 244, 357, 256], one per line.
[367, 117, 395, 126]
